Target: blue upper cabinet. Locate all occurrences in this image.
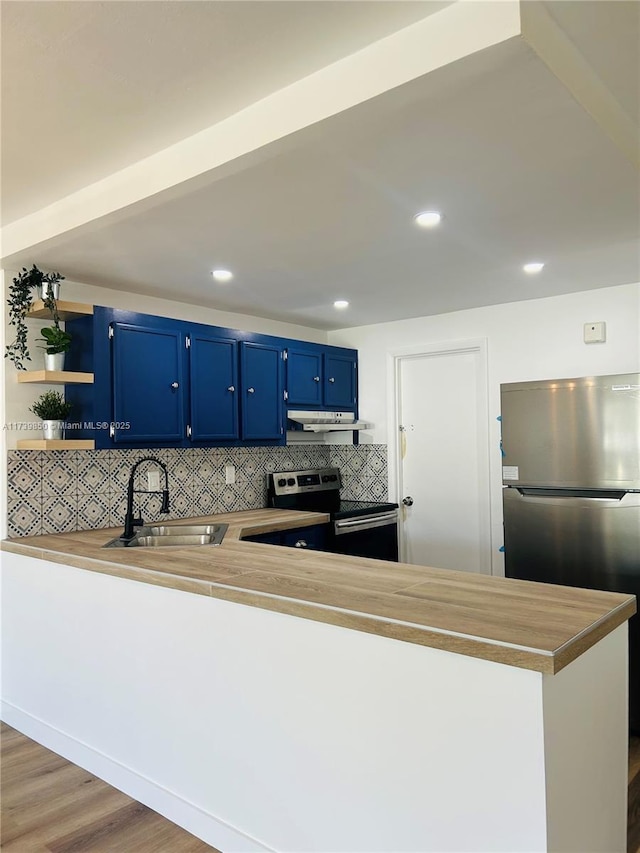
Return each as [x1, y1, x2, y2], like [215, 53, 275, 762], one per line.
[189, 332, 239, 441]
[66, 307, 357, 448]
[324, 353, 357, 409]
[285, 346, 357, 410]
[240, 341, 283, 440]
[111, 321, 185, 443]
[286, 348, 323, 406]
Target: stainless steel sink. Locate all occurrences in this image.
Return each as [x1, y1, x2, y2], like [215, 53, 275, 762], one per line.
[103, 523, 228, 548]
[142, 524, 222, 537]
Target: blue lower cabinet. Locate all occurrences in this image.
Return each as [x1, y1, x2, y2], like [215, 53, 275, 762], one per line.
[189, 333, 239, 441]
[244, 524, 328, 550]
[111, 322, 185, 443]
[281, 524, 327, 550]
[240, 342, 283, 440]
[242, 531, 284, 546]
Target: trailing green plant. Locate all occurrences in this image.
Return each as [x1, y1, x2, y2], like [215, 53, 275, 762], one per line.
[5, 265, 65, 369]
[36, 325, 72, 355]
[29, 390, 73, 421]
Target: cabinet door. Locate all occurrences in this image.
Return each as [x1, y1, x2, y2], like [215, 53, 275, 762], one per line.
[243, 531, 283, 545]
[111, 322, 184, 443]
[240, 342, 283, 440]
[324, 354, 357, 409]
[189, 333, 238, 440]
[287, 348, 323, 406]
[282, 524, 327, 551]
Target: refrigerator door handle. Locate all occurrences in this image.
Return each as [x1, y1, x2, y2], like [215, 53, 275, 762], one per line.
[515, 487, 628, 501]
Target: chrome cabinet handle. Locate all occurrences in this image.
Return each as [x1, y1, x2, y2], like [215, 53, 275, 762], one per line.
[402, 496, 414, 506]
[247, 387, 255, 394]
[170, 382, 179, 389]
[295, 539, 308, 548]
[328, 377, 335, 383]
[313, 376, 320, 382]
[227, 385, 235, 392]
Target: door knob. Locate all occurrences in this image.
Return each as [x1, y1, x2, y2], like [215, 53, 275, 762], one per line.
[328, 377, 335, 383]
[402, 496, 414, 506]
[295, 540, 308, 548]
[247, 387, 255, 394]
[227, 385, 235, 392]
[170, 382, 179, 389]
[313, 376, 320, 382]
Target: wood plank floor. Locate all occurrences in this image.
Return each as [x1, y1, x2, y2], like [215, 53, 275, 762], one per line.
[0, 724, 218, 852]
[2, 723, 639, 852]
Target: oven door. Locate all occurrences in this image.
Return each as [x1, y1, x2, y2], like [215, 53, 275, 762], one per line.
[331, 511, 399, 561]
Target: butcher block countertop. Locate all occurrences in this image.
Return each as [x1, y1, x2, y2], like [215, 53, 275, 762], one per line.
[2, 509, 635, 674]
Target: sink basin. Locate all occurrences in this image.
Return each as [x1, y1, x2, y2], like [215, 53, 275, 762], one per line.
[103, 523, 228, 548]
[141, 524, 222, 537]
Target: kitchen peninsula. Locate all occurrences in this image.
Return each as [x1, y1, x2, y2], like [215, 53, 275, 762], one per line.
[1, 510, 636, 853]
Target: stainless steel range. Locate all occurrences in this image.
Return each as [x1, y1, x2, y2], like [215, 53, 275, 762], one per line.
[268, 467, 399, 561]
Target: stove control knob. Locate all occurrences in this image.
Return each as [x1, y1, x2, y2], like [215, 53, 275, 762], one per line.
[402, 496, 414, 506]
[277, 478, 287, 487]
[322, 475, 330, 482]
[287, 478, 296, 486]
[330, 474, 338, 481]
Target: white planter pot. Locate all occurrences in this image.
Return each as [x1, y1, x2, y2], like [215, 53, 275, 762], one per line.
[44, 352, 66, 371]
[42, 420, 64, 440]
[37, 282, 61, 301]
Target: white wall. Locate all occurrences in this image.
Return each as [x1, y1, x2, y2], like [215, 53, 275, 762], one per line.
[329, 283, 640, 573]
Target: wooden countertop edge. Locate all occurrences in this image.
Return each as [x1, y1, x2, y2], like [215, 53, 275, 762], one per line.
[2, 513, 636, 676]
[551, 597, 637, 673]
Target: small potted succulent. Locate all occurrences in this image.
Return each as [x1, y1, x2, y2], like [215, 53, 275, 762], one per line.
[36, 325, 73, 371]
[5, 265, 65, 370]
[30, 390, 73, 440]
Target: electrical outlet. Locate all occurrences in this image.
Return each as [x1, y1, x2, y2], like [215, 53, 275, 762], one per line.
[147, 470, 160, 491]
[225, 464, 236, 485]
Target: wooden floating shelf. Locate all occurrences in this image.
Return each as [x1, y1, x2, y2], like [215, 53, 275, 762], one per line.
[16, 439, 95, 450]
[17, 370, 94, 385]
[28, 300, 93, 320]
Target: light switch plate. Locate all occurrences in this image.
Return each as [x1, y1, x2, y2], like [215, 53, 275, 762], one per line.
[584, 321, 606, 343]
[147, 470, 160, 491]
[225, 464, 236, 485]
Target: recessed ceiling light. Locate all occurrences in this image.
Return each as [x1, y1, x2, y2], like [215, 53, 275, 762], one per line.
[334, 300, 349, 309]
[211, 269, 233, 282]
[414, 210, 442, 228]
[523, 262, 545, 274]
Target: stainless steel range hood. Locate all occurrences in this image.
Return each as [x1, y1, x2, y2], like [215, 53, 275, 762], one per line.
[287, 410, 371, 432]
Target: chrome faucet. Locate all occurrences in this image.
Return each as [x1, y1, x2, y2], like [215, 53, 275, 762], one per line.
[122, 456, 170, 540]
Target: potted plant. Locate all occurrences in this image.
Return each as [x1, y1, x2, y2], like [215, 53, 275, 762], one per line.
[5, 265, 65, 370]
[36, 325, 73, 371]
[30, 390, 73, 440]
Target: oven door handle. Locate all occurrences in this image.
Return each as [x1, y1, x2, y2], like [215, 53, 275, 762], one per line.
[334, 511, 398, 535]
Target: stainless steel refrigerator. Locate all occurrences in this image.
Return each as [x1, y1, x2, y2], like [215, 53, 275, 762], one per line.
[501, 373, 640, 731]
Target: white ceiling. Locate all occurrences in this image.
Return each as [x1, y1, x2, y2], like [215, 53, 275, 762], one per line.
[1, 0, 449, 224]
[1, 1, 638, 331]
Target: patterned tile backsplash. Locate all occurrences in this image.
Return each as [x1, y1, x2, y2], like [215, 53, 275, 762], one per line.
[6, 445, 388, 537]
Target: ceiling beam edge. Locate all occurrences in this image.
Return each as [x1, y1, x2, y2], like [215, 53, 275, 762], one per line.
[0, 1, 521, 264]
[520, 1, 639, 171]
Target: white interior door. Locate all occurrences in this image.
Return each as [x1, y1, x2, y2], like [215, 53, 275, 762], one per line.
[394, 342, 491, 573]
